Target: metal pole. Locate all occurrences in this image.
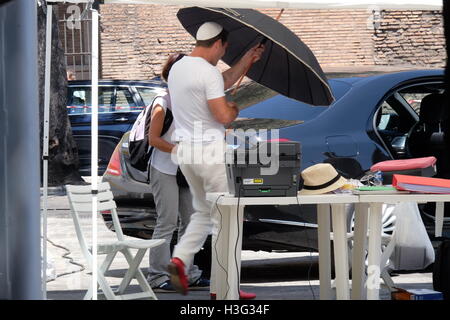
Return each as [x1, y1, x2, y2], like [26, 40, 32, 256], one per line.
[0, 0, 41, 300]
[91, 5, 99, 301]
[41, 3, 53, 301]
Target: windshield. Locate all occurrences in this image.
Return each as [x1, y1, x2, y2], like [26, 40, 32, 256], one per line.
[237, 79, 351, 122]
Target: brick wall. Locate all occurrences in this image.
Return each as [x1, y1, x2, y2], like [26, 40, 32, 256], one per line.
[100, 5, 192, 80]
[97, 5, 444, 80]
[99, 5, 376, 79]
[373, 10, 445, 67]
[260, 9, 374, 66]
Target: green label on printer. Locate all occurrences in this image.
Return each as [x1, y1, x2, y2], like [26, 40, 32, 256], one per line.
[243, 178, 264, 185]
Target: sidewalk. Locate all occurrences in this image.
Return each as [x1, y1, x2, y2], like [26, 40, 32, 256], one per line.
[42, 192, 435, 300]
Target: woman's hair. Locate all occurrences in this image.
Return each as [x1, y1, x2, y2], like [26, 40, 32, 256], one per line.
[161, 53, 185, 82]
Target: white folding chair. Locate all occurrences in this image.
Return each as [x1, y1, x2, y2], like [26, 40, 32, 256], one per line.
[66, 182, 165, 300]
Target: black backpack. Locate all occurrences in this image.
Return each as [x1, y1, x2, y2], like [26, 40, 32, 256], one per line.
[128, 96, 173, 172]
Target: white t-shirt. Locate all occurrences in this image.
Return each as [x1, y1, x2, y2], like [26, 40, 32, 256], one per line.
[168, 56, 226, 143]
[149, 93, 178, 175]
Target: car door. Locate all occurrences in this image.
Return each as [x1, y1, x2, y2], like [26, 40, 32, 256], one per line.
[373, 80, 445, 160]
[68, 84, 144, 175]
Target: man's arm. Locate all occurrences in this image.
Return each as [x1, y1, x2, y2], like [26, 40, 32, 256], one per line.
[207, 96, 238, 125]
[222, 44, 265, 90]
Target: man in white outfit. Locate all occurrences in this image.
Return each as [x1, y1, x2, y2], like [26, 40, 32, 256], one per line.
[167, 21, 264, 299]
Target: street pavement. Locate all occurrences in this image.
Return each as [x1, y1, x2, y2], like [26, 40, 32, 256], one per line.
[42, 190, 435, 301]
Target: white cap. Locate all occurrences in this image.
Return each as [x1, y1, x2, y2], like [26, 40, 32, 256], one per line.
[195, 22, 223, 41]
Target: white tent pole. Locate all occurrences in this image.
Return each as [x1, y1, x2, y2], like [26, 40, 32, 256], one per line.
[42, 3, 53, 301]
[90, 5, 99, 301]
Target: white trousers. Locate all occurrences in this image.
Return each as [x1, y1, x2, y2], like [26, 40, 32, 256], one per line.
[172, 141, 228, 294]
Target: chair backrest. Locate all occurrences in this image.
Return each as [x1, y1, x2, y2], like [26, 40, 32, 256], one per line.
[66, 182, 126, 260]
[419, 93, 445, 132]
[408, 93, 445, 159]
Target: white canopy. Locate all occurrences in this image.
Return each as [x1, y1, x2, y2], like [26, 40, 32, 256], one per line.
[52, 0, 443, 10]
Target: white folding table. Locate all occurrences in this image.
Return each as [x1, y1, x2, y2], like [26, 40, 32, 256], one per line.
[206, 192, 359, 300]
[353, 193, 450, 300]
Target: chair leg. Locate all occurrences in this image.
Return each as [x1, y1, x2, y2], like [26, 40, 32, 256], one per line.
[84, 285, 93, 300]
[380, 235, 396, 270]
[97, 271, 118, 300]
[85, 267, 118, 300]
[85, 251, 119, 300]
[118, 249, 152, 296]
[101, 251, 118, 274]
[100, 251, 120, 296]
[123, 248, 157, 300]
[381, 269, 396, 292]
[87, 248, 159, 300]
[131, 252, 156, 298]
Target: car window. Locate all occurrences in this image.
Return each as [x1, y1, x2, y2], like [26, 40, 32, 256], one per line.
[114, 87, 137, 112]
[400, 93, 427, 115]
[398, 82, 445, 116]
[376, 101, 400, 131]
[136, 87, 163, 106]
[238, 79, 350, 122]
[99, 88, 114, 113]
[67, 86, 116, 114]
[374, 81, 444, 158]
[68, 86, 140, 114]
[67, 87, 89, 114]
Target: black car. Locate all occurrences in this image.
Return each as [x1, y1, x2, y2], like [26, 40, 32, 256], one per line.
[67, 79, 166, 175]
[102, 69, 450, 256]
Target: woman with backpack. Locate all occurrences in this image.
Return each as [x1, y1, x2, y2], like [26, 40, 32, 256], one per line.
[146, 53, 209, 292]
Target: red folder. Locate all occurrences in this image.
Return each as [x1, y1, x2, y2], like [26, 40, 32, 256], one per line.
[393, 174, 450, 194]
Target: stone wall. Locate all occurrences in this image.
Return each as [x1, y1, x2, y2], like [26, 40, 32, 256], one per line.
[373, 10, 445, 67]
[98, 5, 376, 80]
[261, 9, 374, 67]
[58, 4, 445, 80]
[99, 5, 192, 80]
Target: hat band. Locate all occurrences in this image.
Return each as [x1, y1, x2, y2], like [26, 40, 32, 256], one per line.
[303, 173, 342, 191]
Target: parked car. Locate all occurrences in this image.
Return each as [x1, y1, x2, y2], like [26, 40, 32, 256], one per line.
[67, 79, 166, 175]
[102, 69, 449, 256]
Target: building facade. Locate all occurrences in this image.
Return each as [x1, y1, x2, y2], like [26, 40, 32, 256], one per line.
[57, 4, 445, 80]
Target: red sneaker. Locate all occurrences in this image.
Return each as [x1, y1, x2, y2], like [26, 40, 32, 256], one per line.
[210, 290, 256, 300]
[167, 258, 188, 295]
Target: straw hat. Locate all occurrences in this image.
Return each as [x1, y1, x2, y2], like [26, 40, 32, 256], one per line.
[299, 163, 348, 195]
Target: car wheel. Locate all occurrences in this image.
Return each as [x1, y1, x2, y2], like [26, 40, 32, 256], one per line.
[349, 203, 396, 235]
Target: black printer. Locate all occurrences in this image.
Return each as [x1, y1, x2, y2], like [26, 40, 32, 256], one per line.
[225, 141, 301, 197]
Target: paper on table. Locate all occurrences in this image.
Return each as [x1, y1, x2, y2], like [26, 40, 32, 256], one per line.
[352, 185, 409, 194]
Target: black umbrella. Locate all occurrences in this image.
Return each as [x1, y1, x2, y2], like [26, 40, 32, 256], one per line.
[177, 7, 334, 106]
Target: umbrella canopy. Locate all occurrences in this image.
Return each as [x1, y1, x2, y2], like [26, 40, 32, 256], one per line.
[177, 7, 334, 106]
